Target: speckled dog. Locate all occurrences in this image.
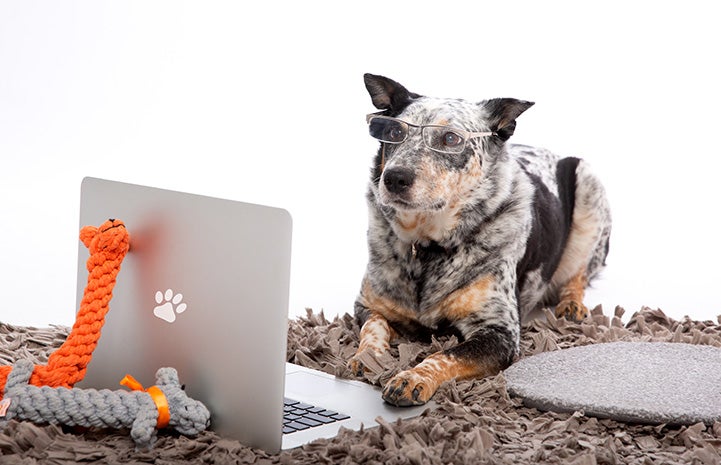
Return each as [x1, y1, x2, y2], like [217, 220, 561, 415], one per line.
[350, 74, 611, 407]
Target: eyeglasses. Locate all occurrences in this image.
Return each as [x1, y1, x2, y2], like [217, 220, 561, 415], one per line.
[366, 113, 496, 154]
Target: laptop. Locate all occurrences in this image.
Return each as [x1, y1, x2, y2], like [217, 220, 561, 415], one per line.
[75, 177, 431, 453]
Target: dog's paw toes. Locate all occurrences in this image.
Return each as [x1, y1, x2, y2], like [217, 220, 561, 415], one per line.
[555, 300, 589, 322]
[382, 371, 434, 406]
[348, 356, 367, 377]
[349, 346, 394, 377]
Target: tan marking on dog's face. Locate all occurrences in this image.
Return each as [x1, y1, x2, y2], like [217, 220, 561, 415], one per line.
[436, 274, 494, 321]
[387, 154, 484, 243]
[421, 152, 483, 204]
[397, 211, 425, 232]
[359, 279, 417, 323]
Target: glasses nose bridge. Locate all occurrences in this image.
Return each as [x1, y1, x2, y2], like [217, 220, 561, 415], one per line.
[404, 122, 433, 140]
[407, 124, 435, 151]
[395, 121, 423, 146]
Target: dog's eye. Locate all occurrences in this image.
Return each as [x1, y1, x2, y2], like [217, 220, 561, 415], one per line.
[442, 131, 463, 147]
[386, 126, 405, 142]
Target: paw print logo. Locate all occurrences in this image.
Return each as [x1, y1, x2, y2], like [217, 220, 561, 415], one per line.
[153, 289, 188, 323]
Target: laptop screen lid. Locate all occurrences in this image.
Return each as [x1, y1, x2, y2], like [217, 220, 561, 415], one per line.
[75, 177, 292, 453]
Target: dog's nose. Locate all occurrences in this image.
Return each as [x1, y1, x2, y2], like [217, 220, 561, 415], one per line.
[383, 168, 415, 195]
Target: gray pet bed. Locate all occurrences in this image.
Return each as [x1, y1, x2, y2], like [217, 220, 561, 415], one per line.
[505, 341, 721, 425]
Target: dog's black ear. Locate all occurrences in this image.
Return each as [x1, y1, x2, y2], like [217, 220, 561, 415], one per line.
[364, 74, 420, 112]
[481, 98, 535, 141]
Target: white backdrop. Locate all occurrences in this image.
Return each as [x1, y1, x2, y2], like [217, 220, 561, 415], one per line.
[1, 1, 719, 327]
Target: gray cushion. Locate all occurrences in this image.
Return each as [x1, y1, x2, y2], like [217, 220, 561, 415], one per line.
[504, 341, 721, 425]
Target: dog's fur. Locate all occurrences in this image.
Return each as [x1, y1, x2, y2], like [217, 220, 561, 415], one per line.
[350, 74, 611, 406]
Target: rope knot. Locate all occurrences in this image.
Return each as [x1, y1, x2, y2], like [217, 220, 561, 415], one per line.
[120, 374, 170, 429]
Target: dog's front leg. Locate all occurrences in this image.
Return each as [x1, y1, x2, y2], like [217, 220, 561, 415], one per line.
[349, 312, 397, 376]
[382, 325, 516, 406]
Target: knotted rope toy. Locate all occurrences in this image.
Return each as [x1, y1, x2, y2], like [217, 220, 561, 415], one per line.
[0, 218, 130, 394]
[0, 359, 211, 449]
[0, 218, 211, 448]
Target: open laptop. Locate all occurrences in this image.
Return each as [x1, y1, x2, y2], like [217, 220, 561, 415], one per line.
[75, 177, 431, 453]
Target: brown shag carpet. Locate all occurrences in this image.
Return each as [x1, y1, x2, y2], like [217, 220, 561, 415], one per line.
[1, 306, 720, 464]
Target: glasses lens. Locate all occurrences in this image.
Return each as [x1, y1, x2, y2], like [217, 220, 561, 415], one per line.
[423, 127, 466, 153]
[369, 117, 407, 143]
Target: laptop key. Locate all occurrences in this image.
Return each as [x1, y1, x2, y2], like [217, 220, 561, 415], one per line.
[293, 402, 315, 410]
[296, 417, 323, 428]
[305, 413, 336, 424]
[285, 421, 311, 431]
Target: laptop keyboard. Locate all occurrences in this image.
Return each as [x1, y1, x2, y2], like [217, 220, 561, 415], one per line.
[283, 398, 351, 434]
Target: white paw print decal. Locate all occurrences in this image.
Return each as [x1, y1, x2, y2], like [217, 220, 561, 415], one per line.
[153, 289, 187, 323]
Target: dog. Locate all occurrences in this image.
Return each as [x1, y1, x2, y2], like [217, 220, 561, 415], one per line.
[349, 74, 611, 407]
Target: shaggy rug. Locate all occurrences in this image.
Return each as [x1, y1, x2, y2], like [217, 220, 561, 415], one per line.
[1, 306, 720, 464]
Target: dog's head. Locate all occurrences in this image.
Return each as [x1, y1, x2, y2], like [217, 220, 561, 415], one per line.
[364, 74, 533, 242]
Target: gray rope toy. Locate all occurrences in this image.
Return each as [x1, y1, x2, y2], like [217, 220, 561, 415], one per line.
[0, 359, 211, 449]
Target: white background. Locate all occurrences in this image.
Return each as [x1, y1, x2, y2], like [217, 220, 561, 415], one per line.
[1, 1, 719, 328]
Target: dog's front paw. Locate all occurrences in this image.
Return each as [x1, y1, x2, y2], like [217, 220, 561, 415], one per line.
[348, 355, 367, 377]
[555, 300, 589, 322]
[348, 348, 392, 378]
[382, 370, 435, 406]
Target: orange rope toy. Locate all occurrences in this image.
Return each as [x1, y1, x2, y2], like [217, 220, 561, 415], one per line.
[0, 218, 130, 398]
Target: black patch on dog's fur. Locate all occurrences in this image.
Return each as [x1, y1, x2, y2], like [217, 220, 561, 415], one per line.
[446, 324, 516, 367]
[443, 148, 476, 171]
[555, 157, 580, 241]
[516, 157, 580, 292]
[389, 317, 465, 345]
[410, 241, 456, 307]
